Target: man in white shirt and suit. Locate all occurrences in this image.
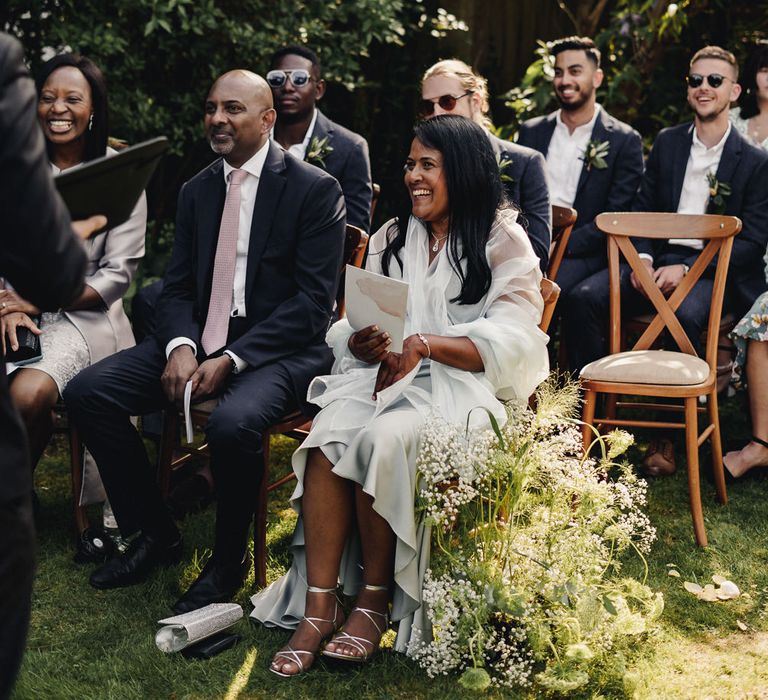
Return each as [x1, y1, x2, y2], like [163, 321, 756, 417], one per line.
[65, 70, 346, 611]
[518, 36, 643, 294]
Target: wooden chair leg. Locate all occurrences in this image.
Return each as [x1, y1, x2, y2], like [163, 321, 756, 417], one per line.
[253, 433, 270, 589]
[685, 397, 707, 547]
[581, 389, 597, 455]
[707, 389, 728, 505]
[68, 423, 90, 534]
[157, 409, 179, 498]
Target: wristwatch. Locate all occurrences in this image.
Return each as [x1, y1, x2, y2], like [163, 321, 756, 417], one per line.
[227, 354, 239, 374]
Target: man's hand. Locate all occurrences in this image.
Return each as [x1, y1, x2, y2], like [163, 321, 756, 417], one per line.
[653, 264, 687, 296]
[72, 215, 108, 240]
[161, 345, 198, 402]
[1, 311, 41, 355]
[372, 334, 428, 399]
[0, 289, 40, 317]
[190, 355, 232, 401]
[349, 325, 390, 364]
[630, 258, 655, 298]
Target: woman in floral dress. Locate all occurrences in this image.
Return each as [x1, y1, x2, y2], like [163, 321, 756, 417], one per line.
[724, 43, 768, 478]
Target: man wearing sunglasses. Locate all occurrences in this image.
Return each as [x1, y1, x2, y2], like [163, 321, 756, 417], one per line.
[268, 45, 372, 233]
[517, 36, 643, 295]
[568, 46, 768, 476]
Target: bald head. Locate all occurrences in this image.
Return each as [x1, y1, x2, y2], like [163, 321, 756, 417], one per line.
[204, 70, 277, 166]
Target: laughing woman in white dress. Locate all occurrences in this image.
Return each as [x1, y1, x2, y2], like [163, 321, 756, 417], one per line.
[0, 53, 145, 479]
[251, 115, 549, 677]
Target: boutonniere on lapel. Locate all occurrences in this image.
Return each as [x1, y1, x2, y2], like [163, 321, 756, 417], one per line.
[706, 171, 732, 215]
[581, 139, 610, 171]
[496, 153, 515, 185]
[305, 136, 334, 169]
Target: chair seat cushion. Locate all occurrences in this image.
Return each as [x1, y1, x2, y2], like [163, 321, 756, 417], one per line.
[580, 350, 711, 385]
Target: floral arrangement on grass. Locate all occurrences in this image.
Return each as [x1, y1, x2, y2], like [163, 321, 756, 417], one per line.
[408, 378, 663, 695]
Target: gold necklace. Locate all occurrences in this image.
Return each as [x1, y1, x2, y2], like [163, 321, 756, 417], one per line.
[430, 230, 448, 252]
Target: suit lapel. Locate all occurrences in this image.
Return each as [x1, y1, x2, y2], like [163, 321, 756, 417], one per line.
[671, 125, 694, 209]
[539, 113, 557, 157]
[573, 110, 608, 200]
[244, 143, 287, 303]
[198, 161, 226, 300]
[712, 128, 741, 210]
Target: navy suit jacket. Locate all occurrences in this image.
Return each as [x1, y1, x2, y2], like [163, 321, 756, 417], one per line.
[310, 109, 372, 232]
[518, 108, 644, 259]
[490, 134, 551, 271]
[156, 143, 346, 402]
[634, 122, 768, 309]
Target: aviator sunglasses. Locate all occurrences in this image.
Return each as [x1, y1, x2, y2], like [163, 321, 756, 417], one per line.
[685, 73, 734, 89]
[419, 91, 473, 116]
[266, 69, 313, 88]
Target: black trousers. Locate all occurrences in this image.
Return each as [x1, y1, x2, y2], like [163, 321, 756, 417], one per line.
[562, 247, 716, 374]
[0, 495, 34, 700]
[64, 337, 298, 564]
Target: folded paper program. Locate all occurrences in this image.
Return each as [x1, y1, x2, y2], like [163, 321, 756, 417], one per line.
[155, 603, 242, 653]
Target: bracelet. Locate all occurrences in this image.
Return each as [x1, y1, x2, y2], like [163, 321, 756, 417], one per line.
[416, 332, 431, 358]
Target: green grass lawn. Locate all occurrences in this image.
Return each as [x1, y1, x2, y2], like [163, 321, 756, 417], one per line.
[11, 392, 768, 699]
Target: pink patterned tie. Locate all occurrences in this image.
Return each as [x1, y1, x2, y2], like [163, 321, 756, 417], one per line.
[201, 168, 247, 355]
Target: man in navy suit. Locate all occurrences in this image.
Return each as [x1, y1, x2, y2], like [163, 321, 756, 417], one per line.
[569, 46, 768, 473]
[131, 46, 372, 344]
[421, 58, 551, 271]
[518, 36, 643, 288]
[65, 70, 345, 611]
[269, 44, 372, 232]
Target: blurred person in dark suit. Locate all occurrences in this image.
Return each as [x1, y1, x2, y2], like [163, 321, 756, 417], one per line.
[0, 32, 102, 700]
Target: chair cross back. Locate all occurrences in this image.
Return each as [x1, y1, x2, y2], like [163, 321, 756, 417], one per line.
[599, 212, 740, 364]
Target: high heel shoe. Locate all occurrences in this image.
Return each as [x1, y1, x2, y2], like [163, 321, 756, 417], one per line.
[269, 585, 343, 678]
[322, 584, 389, 663]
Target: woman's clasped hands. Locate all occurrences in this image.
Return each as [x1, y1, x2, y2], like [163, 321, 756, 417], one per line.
[348, 325, 430, 399]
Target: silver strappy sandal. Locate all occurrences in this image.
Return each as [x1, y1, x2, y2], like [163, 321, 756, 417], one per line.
[321, 584, 389, 663]
[269, 585, 342, 678]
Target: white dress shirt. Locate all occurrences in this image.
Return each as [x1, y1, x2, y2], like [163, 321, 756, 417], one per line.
[271, 108, 317, 160]
[671, 123, 731, 250]
[545, 104, 601, 208]
[166, 140, 270, 371]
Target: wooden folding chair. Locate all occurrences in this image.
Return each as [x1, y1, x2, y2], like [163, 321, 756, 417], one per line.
[548, 204, 577, 281]
[370, 183, 381, 227]
[156, 224, 369, 587]
[579, 212, 741, 546]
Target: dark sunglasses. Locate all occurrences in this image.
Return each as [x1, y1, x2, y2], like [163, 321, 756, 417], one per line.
[266, 69, 313, 88]
[685, 73, 734, 89]
[419, 91, 473, 116]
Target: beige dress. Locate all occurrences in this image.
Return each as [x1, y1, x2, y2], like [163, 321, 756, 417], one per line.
[250, 209, 549, 652]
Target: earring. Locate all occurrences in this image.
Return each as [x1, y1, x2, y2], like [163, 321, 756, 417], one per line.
[88, 113, 94, 131]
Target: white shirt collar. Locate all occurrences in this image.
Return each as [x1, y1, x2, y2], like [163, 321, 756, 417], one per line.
[691, 122, 731, 153]
[222, 138, 270, 181]
[269, 108, 318, 154]
[555, 103, 601, 133]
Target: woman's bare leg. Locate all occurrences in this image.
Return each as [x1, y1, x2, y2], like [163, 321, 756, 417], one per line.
[724, 339, 768, 477]
[9, 368, 59, 469]
[324, 485, 394, 658]
[271, 447, 354, 675]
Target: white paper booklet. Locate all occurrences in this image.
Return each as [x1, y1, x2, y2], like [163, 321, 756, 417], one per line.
[183, 380, 194, 444]
[155, 603, 243, 653]
[344, 265, 409, 353]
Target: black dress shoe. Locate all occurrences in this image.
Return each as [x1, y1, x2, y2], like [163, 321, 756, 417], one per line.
[172, 553, 250, 614]
[89, 533, 183, 590]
